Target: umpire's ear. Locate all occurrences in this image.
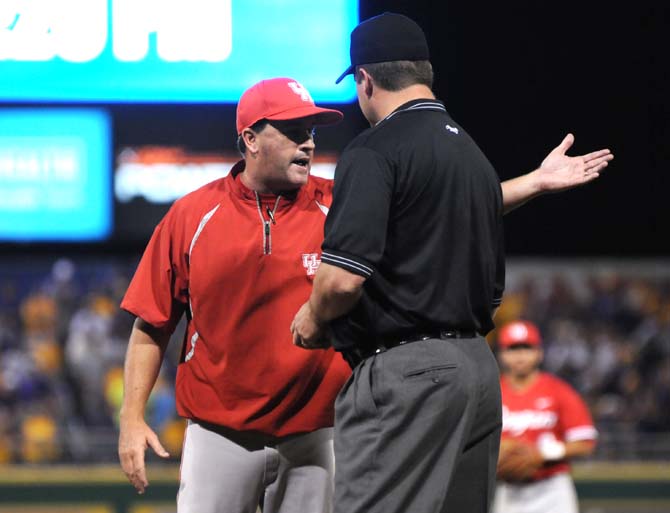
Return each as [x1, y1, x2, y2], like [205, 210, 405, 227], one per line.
[355, 67, 375, 98]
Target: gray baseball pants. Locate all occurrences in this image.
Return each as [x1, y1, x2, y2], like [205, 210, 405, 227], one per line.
[177, 421, 334, 513]
[334, 336, 502, 513]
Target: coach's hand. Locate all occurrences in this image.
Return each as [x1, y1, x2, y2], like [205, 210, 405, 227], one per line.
[119, 418, 170, 494]
[291, 301, 331, 349]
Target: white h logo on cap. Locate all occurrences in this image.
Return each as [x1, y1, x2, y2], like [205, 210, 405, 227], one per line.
[287, 81, 313, 103]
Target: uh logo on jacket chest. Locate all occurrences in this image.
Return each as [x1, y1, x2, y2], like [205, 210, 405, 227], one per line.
[302, 253, 321, 276]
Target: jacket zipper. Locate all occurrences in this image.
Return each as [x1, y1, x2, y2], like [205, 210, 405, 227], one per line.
[255, 194, 281, 255]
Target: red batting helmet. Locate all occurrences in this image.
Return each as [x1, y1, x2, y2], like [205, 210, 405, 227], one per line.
[497, 320, 542, 349]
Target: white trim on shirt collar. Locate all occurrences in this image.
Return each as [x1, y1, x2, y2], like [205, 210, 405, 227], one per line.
[378, 101, 446, 125]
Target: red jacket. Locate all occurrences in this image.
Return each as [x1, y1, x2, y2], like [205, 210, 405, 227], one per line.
[121, 162, 351, 437]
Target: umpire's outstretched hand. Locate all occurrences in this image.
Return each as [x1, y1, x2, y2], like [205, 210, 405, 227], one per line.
[537, 133, 613, 193]
[502, 133, 614, 214]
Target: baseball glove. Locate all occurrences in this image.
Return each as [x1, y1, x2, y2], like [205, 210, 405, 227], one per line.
[496, 439, 544, 482]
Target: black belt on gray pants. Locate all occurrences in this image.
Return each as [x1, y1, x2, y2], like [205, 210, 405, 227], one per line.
[340, 329, 479, 370]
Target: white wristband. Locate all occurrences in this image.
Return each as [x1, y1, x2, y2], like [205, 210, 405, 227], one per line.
[539, 440, 566, 461]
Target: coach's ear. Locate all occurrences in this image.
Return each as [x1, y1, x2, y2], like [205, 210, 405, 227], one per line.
[241, 127, 260, 157]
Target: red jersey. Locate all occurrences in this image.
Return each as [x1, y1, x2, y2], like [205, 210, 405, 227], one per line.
[500, 372, 597, 480]
[121, 161, 351, 437]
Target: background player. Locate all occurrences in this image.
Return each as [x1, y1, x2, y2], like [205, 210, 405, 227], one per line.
[493, 320, 598, 513]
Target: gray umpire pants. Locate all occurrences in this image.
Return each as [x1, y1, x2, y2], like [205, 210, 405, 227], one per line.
[334, 336, 502, 513]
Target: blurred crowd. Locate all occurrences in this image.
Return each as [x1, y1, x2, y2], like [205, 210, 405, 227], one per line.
[0, 256, 184, 464]
[0, 257, 668, 463]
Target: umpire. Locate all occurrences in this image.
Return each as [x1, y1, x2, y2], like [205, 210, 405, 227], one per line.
[291, 12, 505, 513]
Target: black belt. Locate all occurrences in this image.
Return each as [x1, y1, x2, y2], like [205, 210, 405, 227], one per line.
[341, 329, 479, 370]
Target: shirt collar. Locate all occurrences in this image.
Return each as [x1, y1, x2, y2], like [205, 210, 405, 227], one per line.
[377, 98, 447, 125]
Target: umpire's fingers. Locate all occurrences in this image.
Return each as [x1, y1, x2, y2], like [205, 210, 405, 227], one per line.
[555, 133, 575, 155]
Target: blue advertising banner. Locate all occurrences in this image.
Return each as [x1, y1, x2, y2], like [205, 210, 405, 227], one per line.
[0, 109, 111, 241]
[0, 0, 358, 103]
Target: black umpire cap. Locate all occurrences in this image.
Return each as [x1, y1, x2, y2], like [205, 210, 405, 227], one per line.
[335, 12, 430, 84]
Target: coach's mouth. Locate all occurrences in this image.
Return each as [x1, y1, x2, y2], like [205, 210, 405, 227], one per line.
[292, 156, 311, 171]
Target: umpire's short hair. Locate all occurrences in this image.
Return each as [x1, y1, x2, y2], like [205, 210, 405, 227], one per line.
[236, 119, 269, 156]
[355, 60, 433, 91]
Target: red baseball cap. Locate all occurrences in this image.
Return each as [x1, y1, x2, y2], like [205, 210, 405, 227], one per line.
[497, 320, 542, 349]
[236, 77, 343, 134]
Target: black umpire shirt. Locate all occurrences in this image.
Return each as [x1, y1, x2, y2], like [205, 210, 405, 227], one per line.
[322, 99, 505, 353]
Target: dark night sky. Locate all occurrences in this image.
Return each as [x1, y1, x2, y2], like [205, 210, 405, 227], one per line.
[359, 1, 669, 257]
